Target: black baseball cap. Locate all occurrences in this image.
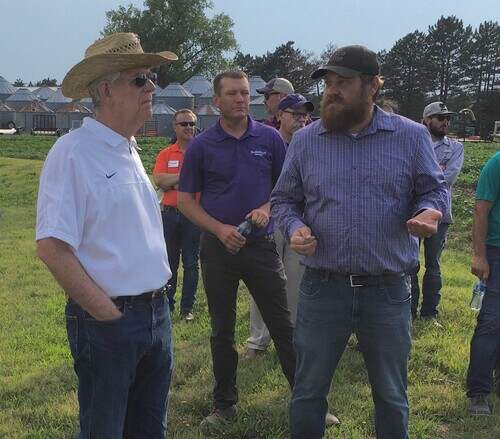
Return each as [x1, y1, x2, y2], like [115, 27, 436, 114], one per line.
[311, 45, 380, 79]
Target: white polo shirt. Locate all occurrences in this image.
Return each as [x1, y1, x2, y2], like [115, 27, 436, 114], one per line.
[36, 117, 171, 296]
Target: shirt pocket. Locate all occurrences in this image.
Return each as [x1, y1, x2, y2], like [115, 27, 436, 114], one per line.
[248, 152, 272, 183]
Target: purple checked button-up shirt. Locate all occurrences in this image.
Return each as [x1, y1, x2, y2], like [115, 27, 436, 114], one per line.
[179, 117, 286, 236]
[270, 108, 449, 275]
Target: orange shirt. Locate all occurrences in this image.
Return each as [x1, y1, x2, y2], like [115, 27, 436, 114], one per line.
[153, 143, 185, 207]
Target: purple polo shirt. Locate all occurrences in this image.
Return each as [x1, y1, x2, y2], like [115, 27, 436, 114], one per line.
[179, 117, 286, 236]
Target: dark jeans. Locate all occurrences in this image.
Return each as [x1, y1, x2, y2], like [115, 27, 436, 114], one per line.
[410, 222, 449, 317]
[467, 245, 500, 397]
[162, 207, 200, 313]
[200, 232, 295, 409]
[65, 295, 173, 438]
[290, 268, 411, 439]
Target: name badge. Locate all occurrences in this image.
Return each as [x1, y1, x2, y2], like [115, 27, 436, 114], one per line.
[168, 160, 179, 168]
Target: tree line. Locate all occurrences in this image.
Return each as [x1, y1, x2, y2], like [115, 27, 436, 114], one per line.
[13, 1, 500, 135]
[102, 2, 499, 135]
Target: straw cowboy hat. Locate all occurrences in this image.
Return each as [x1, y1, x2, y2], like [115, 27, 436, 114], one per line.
[61, 33, 178, 99]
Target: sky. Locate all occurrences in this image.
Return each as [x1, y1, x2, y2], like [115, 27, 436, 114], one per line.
[1, 0, 499, 84]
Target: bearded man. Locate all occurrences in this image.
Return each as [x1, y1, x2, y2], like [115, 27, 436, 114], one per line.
[409, 102, 464, 326]
[270, 45, 449, 439]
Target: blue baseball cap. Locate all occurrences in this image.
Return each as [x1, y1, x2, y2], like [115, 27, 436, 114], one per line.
[278, 93, 314, 112]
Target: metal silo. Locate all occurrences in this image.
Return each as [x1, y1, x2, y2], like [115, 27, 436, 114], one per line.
[45, 88, 72, 111]
[0, 76, 16, 103]
[155, 83, 194, 110]
[6, 88, 37, 111]
[196, 104, 220, 132]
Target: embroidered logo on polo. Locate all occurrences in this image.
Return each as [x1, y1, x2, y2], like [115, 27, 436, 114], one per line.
[106, 172, 117, 179]
[250, 150, 267, 157]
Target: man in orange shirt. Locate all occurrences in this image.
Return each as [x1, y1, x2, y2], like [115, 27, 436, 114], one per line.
[154, 109, 200, 321]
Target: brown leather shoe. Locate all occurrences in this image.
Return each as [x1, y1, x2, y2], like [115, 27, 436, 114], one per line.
[325, 412, 340, 427]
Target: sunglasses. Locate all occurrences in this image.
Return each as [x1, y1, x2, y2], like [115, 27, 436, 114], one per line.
[264, 92, 280, 101]
[434, 115, 451, 122]
[130, 72, 157, 87]
[176, 121, 196, 127]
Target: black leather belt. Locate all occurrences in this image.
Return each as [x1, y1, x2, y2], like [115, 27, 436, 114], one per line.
[111, 284, 169, 304]
[315, 270, 405, 287]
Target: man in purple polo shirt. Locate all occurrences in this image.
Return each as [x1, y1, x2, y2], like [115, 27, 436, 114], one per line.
[177, 70, 296, 434]
[271, 45, 448, 439]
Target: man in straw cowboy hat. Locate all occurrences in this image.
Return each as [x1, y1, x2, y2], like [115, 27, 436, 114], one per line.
[36, 33, 177, 437]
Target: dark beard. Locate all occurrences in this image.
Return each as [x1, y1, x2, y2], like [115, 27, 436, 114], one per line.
[320, 89, 371, 132]
[428, 124, 447, 139]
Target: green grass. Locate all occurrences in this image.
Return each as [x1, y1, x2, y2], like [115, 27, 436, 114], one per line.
[0, 139, 500, 438]
[0, 134, 170, 173]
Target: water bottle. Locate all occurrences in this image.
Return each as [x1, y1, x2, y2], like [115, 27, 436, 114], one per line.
[470, 280, 486, 311]
[236, 219, 253, 237]
[228, 219, 253, 254]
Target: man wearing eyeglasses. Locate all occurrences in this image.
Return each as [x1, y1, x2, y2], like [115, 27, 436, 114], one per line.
[154, 109, 200, 322]
[247, 94, 314, 351]
[36, 33, 177, 437]
[409, 102, 464, 326]
[256, 77, 295, 129]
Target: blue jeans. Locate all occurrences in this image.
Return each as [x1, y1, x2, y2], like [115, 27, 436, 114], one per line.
[65, 295, 173, 438]
[410, 222, 449, 317]
[290, 268, 412, 439]
[467, 245, 500, 397]
[162, 207, 200, 313]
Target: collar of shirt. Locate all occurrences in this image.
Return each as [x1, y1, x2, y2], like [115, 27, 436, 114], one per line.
[317, 105, 396, 138]
[82, 116, 136, 150]
[168, 143, 185, 154]
[433, 136, 451, 147]
[213, 116, 260, 142]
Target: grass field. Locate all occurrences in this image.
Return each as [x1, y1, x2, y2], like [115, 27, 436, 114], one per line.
[0, 137, 499, 438]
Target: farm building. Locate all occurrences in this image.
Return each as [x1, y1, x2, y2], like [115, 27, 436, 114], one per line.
[0, 76, 16, 103]
[16, 101, 55, 133]
[249, 75, 267, 97]
[151, 103, 176, 137]
[33, 86, 56, 101]
[196, 104, 220, 131]
[0, 103, 16, 129]
[46, 88, 72, 111]
[155, 83, 194, 110]
[197, 86, 214, 107]
[5, 88, 37, 111]
[250, 95, 267, 121]
[56, 103, 92, 131]
[182, 75, 212, 107]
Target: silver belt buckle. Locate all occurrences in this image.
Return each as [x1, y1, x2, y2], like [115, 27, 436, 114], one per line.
[349, 275, 363, 288]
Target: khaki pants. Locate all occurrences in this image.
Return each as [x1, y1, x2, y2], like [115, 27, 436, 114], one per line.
[247, 228, 305, 350]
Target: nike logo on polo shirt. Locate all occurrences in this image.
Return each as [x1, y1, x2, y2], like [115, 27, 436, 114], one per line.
[106, 172, 117, 179]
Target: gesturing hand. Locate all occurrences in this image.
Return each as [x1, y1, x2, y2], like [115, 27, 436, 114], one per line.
[290, 226, 317, 256]
[407, 209, 442, 238]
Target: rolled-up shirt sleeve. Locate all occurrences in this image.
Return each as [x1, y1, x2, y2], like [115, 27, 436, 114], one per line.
[270, 137, 306, 241]
[412, 128, 450, 218]
[36, 142, 88, 250]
